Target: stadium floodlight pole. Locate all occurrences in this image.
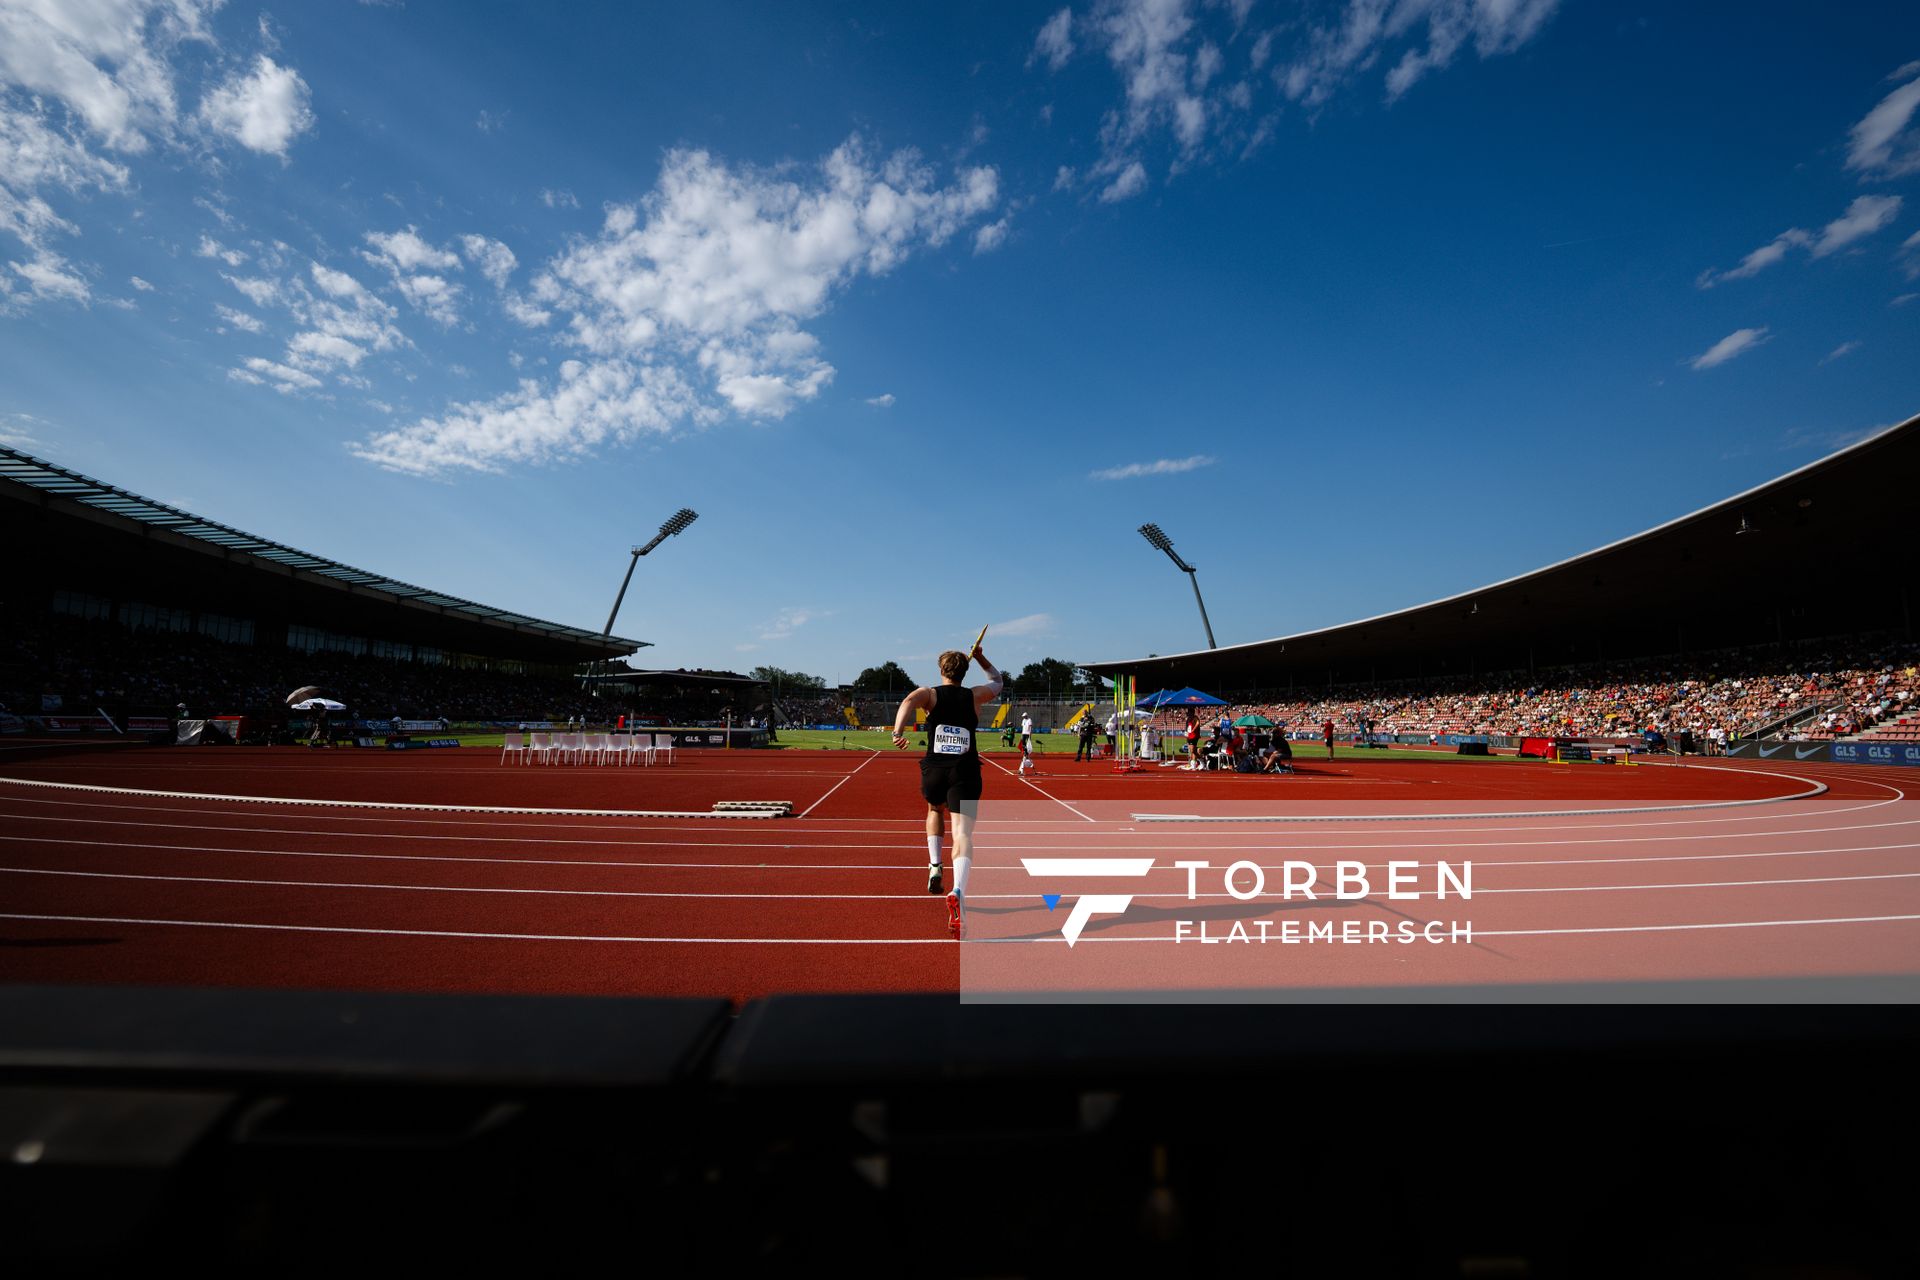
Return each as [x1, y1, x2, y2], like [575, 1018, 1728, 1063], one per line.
[1138, 523, 1216, 649]
[604, 508, 699, 637]
[587, 507, 698, 693]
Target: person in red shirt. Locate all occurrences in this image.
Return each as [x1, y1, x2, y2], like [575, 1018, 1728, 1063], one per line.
[1322, 719, 1335, 760]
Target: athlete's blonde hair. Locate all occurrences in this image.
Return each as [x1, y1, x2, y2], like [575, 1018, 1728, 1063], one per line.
[937, 650, 969, 681]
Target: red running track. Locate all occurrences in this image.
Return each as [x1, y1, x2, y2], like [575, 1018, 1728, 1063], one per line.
[0, 746, 1915, 1001]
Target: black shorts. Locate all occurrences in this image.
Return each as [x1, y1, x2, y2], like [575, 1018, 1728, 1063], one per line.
[920, 756, 984, 808]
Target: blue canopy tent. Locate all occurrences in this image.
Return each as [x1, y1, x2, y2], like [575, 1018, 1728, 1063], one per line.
[1135, 689, 1176, 708]
[1162, 687, 1227, 707]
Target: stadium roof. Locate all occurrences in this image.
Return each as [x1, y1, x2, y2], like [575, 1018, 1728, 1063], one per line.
[1086, 412, 1920, 689]
[0, 445, 647, 657]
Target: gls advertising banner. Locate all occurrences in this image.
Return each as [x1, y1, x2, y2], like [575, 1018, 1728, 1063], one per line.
[1832, 742, 1920, 767]
[1730, 741, 1920, 766]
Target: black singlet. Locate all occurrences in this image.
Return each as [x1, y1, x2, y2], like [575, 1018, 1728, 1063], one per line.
[922, 683, 979, 763]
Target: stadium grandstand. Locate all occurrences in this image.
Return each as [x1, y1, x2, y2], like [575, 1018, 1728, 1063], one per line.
[0, 446, 645, 734]
[1088, 415, 1920, 753]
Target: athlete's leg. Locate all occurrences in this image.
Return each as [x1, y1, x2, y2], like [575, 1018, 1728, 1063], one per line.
[950, 799, 979, 894]
[926, 803, 945, 892]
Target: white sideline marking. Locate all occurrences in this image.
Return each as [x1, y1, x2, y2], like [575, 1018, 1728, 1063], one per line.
[796, 749, 880, 819]
[0, 775, 783, 818]
[983, 754, 1096, 823]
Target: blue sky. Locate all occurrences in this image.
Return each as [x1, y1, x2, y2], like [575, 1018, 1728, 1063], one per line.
[3, 1, 1917, 685]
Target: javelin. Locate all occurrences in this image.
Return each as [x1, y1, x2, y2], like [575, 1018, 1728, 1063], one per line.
[969, 624, 989, 670]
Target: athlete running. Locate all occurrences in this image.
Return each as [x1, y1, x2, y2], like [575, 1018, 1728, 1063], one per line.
[892, 644, 1004, 940]
[1018, 712, 1036, 774]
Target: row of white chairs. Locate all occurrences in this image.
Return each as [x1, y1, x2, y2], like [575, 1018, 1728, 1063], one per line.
[499, 731, 675, 766]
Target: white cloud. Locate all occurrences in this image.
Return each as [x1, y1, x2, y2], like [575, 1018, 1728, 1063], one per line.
[1820, 340, 1861, 365]
[755, 607, 828, 643]
[214, 303, 264, 332]
[363, 226, 460, 273]
[362, 227, 464, 324]
[1091, 453, 1215, 480]
[353, 358, 704, 475]
[229, 355, 322, 394]
[221, 272, 279, 306]
[9, 250, 89, 302]
[541, 187, 580, 209]
[1100, 160, 1149, 202]
[460, 233, 516, 287]
[1032, 8, 1075, 71]
[502, 292, 552, 326]
[475, 108, 506, 134]
[1902, 228, 1920, 279]
[1697, 195, 1902, 287]
[992, 612, 1056, 638]
[353, 137, 999, 475]
[1283, 0, 1560, 108]
[1689, 326, 1770, 371]
[0, 2, 312, 309]
[195, 233, 245, 266]
[219, 260, 407, 394]
[865, 393, 895, 408]
[288, 329, 366, 368]
[197, 55, 314, 158]
[128, 273, 152, 290]
[1695, 229, 1810, 287]
[0, 410, 50, 448]
[1810, 194, 1902, 256]
[973, 216, 1010, 253]
[1845, 64, 1920, 179]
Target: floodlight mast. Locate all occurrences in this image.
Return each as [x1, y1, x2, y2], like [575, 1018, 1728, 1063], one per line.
[1138, 523, 1217, 649]
[604, 509, 699, 637]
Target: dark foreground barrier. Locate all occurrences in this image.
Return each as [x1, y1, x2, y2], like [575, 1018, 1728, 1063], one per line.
[3, 983, 1918, 1273]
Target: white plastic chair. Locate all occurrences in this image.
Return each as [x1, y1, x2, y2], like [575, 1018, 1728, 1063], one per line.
[588, 732, 612, 765]
[549, 731, 578, 765]
[652, 733, 675, 765]
[633, 733, 656, 766]
[526, 731, 551, 764]
[500, 731, 526, 765]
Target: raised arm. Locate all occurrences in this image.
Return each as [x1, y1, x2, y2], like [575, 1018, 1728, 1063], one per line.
[970, 648, 1004, 709]
[891, 686, 936, 748]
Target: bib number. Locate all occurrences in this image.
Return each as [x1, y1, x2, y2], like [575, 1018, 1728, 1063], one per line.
[933, 724, 972, 756]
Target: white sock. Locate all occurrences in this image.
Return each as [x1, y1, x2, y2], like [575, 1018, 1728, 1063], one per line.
[952, 855, 972, 896]
[927, 835, 942, 867]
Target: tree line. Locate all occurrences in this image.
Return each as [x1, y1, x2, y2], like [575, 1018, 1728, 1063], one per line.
[755, 661, 1099, 700]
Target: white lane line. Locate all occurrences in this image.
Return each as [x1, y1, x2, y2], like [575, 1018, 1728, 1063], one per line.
[8, 865, 1917, 902]
[8, 830, 1918, 875]
[983, 755, 1097, 823]
[1475, 914, 1920, 938]
[0, 866, 952, 899]
[796, 749, 882, 819]
[0, 775, 783, 818]
[0, 912, 955, 944]
[2, 784, 1901, 836]
[5, 910, 1917, 945]
[1132, 772, 1829, 823]
[9, 807, 1920, 853]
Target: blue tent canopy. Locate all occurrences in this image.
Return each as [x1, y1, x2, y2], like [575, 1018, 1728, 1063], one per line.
[1162, 687, 1227, 706]
[1135, 689, 1176, 708]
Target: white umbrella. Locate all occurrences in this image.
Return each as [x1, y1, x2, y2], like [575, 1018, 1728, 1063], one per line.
[290, 697, 347, 712]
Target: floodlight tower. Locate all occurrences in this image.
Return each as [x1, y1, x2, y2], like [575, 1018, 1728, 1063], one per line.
[1138, 523, 1216, 649]
[604, 508, 699, 637]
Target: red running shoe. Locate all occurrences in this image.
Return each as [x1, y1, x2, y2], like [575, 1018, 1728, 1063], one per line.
[946, 891, 965, 941]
